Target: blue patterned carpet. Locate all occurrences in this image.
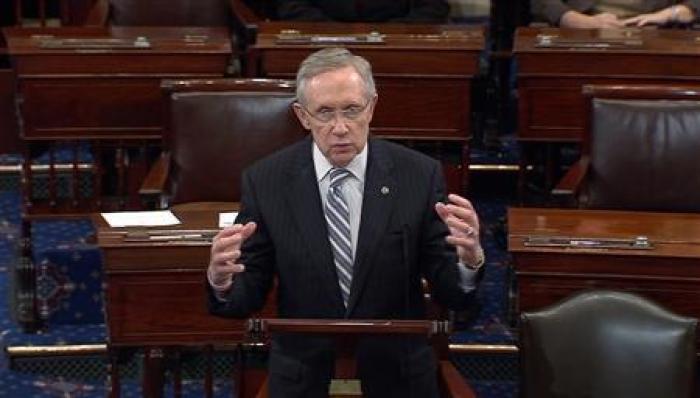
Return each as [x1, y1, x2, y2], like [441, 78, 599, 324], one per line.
[0, 148, 520, 397]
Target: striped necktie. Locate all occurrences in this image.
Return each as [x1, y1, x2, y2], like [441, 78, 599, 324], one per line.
[325, 168, 353, 307]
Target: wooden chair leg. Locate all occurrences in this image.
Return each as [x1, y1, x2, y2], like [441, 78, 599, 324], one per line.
[142, 347, 165, 398]
[204, 345, 213, 398]
[109, 347, 121, 398]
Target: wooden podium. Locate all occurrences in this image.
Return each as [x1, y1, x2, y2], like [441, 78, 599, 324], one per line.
[247, 318, 475, 398]
[508, 207, 700, 347]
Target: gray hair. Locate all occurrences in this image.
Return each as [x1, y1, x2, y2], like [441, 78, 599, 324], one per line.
[295, 47, 376, 105]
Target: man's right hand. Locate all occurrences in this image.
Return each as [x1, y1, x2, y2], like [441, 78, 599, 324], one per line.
[207, 222, 257, 292]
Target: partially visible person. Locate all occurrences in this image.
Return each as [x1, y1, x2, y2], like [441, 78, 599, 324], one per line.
[207, 47, 484, 398]
[276, 0, 450, 23]
[531, 0, 698, 28]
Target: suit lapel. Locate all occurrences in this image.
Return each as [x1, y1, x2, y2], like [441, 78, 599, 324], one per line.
[284, 139, 346, 310]
[347, 140, 397, 315]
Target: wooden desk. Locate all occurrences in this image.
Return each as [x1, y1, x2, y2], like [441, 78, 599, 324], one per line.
[244, 22, 485, 192]
[95, 205, 275, 398]
[514, 27, 700, 143]
[508, 207, 700, 342]
[5, 26, 231, 140]
[4, 26, 231, 212]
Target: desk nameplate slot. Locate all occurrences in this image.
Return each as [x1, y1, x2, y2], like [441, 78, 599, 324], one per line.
[524, 235, 652, 250]
[276, 30, 385, 45]
[120, 229, 218, 243]
[38, 37, 151, 50]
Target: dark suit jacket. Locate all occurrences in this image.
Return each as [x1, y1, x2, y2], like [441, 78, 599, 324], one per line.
[276, 0, 450, 23]
[531, 0, 700, 25]
[208, 137, 477, 397]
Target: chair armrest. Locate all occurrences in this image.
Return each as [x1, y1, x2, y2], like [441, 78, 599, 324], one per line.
[229, 0, 262, 45]
[84, 0, 109, 26]
[551, 156, 590, 199]
[139, 152, 171, 208]
[439, 360, 477, 398]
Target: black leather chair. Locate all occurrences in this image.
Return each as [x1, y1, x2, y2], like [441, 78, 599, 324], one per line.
[520, 290, 697, 398]
[139, 78, 304, 208]
[553, 84, 700, 211]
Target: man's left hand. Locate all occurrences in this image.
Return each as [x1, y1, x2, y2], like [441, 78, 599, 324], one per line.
[435, 193, 484, 268]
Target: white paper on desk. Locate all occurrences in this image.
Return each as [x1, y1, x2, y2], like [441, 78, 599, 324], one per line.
[101, 210, 181, 228]
[219, 212, 239, 228]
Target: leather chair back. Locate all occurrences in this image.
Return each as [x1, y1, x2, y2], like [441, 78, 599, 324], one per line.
[109, 0, 231, 26]
[582, 85, 700, 211]
[520, 290, 697, 398]
[164, 79, 303, 204]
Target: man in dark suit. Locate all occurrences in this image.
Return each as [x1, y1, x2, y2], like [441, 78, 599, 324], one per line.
[207, 47, 484, 398]
[276, 0, 450, 23]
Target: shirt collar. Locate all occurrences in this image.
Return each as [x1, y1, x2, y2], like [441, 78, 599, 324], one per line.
[313, 141, 367, 183]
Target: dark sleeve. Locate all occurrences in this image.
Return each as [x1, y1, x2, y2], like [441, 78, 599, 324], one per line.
[417, 160, 478, 311]
[207, 170, 276, 318]
[393, 0, 450, 23]
[531, 0, 574, 25]
[276, 0, 331, 21]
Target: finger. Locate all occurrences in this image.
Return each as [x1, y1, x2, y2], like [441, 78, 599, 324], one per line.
[628, 16, 646, 26]
[437, 202, 477, 236]
[443, 216, 478, 238]
[445, 235, 479, 249]
[225, 262, 246, 274]
[212, 228, 254, 254]
[213, 249, 242, 265]
[239, 222, 257, 240]
[442, 204, 479, 229]
[211, 235, 240, 255]
[434, 202, 450, 223]
[447, 193, 475, 211]
[210, 262, 243, 277]
[606, 18, 625, 27]
[214, 223, 247, 241]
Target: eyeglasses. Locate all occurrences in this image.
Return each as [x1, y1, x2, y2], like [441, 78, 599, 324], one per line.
[298, 99, 372, 125]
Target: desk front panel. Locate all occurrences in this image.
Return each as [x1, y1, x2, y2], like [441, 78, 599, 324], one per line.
[517, 76, 688, 142]
[106, 270, 253, 346]
[513, 251, 700, 314]
[20, 77, 163, 139]
[251, 30, 482, 141]
[258, 53, 476, 140]
[103, 244, 276, 346]
[6, 27, 231, 140]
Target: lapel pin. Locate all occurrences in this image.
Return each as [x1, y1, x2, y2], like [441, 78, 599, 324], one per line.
[381, 186, 390, 195]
